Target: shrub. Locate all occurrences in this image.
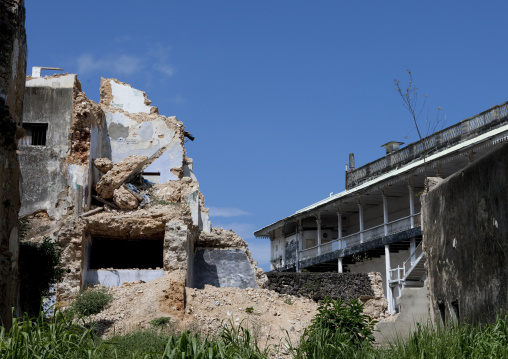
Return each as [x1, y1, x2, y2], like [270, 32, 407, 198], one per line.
[71, 288, 112, 316]
[295, 298, 377, 358]
[19, 237, 65, 315]
[150, 316, 172, 327]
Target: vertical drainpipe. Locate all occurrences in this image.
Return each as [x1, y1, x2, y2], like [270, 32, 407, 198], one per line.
[385, 244, 394, 314]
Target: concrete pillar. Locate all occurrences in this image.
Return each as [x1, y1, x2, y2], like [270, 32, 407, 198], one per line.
[337, 210, 344, 248]
[382, 193, 389, 236]
[385, 244, 394, 314]
[338, 257, 343, 273]
[409, 183, 415, 228]
[298, 220, 304, 251]
[358, 203, 364, 243]
[410, 237, 416, 265]
[295, 223, 299, 273]
[316, 214, 322, 256]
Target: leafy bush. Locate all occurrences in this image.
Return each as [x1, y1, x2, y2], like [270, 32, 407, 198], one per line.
[19, 237, 65, 314]
[294, 298, 377, 358]
[71, 288, 112, 316]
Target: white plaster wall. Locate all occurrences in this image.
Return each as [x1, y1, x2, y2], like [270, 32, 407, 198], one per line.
[26, 74, 76, 89]
[144, 138, 183, 182]
[106, 112, 183, 182]
[83, 269, 164, 287]
[185, 190, 200, 227]
[199, 210, 211, 233]
[109, 80, 151, 114]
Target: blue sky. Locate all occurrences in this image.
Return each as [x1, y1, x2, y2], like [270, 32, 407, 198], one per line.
[25, 1, 508, 270]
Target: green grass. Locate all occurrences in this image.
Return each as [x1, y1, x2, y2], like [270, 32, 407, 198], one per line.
[3, 308, 508, 358]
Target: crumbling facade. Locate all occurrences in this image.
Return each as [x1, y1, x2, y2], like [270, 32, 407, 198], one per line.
[19, 73, 265, 305]
[0, 0, 27, 326]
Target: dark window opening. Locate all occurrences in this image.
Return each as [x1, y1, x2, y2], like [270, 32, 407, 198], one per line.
[438, 300, 446, 324]
[89, 237, 163, 269]
[20, 123, 48, 146]
[451, 299, 460, 323]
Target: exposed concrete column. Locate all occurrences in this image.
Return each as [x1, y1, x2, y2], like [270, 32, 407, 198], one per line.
[385, 244, 394, 314]
[358, 203, 364, 243]
[338, 257, 343, 273]
[382, 193, 389, 236]
[316, 213, 322, 256]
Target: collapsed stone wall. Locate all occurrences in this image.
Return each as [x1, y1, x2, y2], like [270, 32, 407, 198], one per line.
[0, 0, 26, 326]
[20, 75, 265, 305]
[422, 142, 508, 325]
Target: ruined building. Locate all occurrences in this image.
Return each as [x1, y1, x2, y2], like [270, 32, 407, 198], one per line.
[255, 100, 508, 317]
[0, 0, 27, 326]
[19, 71, 266, 305]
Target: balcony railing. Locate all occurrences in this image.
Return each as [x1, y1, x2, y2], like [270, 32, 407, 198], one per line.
[389, 240, 424, 285]
[297, 213, 421, 262]
[346, 101, 508, 189]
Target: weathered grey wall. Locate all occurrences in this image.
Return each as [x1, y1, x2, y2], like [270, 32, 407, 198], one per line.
[265, 272, 374, 301]
[423, 142, 508, 324]
[0, 0, 26, 327]
[191, 249, 258, 289]
[19, 84, 74, 219]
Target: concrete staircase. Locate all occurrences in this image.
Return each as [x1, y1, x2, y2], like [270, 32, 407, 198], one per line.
[389, 242, 426, 288]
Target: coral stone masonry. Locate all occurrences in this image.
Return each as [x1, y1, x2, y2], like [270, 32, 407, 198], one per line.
[18, 72, 266, 305]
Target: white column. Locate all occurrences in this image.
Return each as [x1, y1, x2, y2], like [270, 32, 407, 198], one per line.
[382, 193, 389, 236]
[337, 210, 343, 248]
[298, 220, 304, 251]
[409, 183, 415, 228]
[385, 244, 394, 314]
[295, 223, 300, 273]
[358, 203, 364, 243]
[316, 216, 322, 256]
[338, 257, 343, 273]
[410, 238, 416, 265]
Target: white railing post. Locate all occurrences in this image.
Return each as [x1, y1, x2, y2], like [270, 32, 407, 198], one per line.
[338, 257, 343, 273]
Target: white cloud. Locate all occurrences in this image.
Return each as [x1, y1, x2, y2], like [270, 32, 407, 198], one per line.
[208, 207, 251, 218]
[169, 94, 186, 105]
[154, 63, 175, 76]
[76, 44, 175, 78]
[76, 53, 142, 76]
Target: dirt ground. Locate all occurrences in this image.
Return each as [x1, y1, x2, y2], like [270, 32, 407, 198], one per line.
[89, 272, 318, 354]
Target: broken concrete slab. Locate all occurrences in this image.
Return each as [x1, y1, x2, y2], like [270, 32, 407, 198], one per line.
[96, 154, 148, 199]
[113, 186, 138, 210]
[93, 158, 113, 173]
